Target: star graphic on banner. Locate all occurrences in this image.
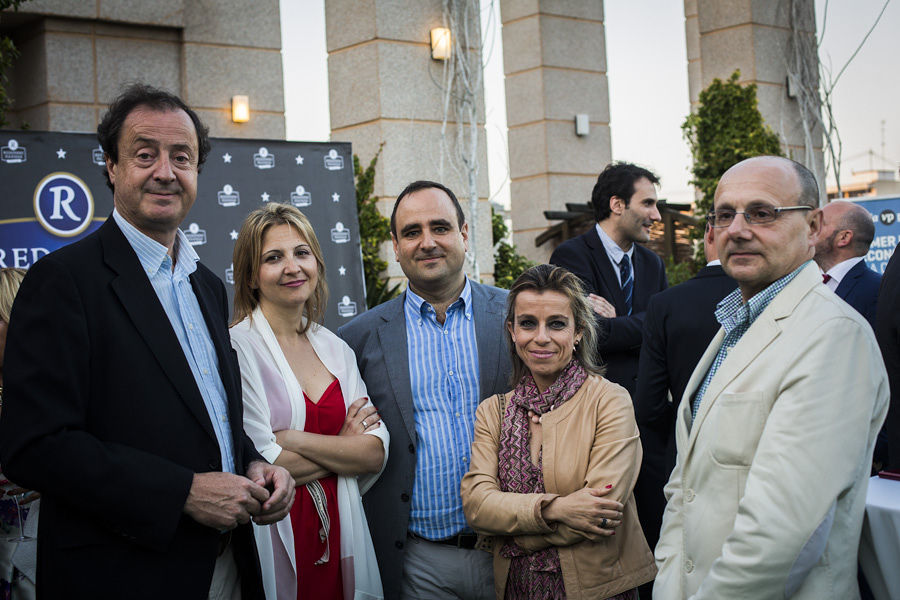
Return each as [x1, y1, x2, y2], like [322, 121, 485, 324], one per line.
[223, 153, 232, 163]
[56, 148, 67, 159]
[332, 192, 340, 203]
[260, 192, 270, 202]
[295, 154, 304, 165]
[229, 230, 238, 240]
[338, 266, 347, 276]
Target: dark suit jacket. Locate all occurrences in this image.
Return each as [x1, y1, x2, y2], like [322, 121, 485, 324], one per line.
[835, 259, 881, 329]
[550, 226, 668, 397]
[338, 281, 511, 600]
[0, 218, 264, 599]
[876, 252, 900, 469]
[632, 264, 736, 549]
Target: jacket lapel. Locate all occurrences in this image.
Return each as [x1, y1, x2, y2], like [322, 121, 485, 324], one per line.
[472, 282, 505, 400]
[376, 295, 416, 443]
[584, 228, 626, 311]
[834, 261, 863, 300]
[101, 220, 217, 442]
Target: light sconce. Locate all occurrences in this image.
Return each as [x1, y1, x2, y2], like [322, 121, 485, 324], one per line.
[231, 95, 250, 123]
[431, 27, 451, 60]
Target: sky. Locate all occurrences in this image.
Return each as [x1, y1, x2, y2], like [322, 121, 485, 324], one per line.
[280, 0, 900, 207]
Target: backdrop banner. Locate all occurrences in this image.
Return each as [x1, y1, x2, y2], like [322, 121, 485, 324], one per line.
[0, 131, 366, 328]
[854, 196, 900, 274]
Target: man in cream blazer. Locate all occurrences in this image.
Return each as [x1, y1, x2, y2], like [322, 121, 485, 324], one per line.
[654, 156, 889, 599]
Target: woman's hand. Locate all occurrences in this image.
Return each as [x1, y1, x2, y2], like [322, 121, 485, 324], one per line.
[339, 397, 381, 436]
[542, 486, 623, 536]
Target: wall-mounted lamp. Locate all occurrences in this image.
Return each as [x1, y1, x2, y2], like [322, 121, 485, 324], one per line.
[431, 27, 451, 60]
[232, 95, 250, 123]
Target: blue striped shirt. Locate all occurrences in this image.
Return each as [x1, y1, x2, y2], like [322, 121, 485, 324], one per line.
[113, 209, 236, 473]
[405, 279, 480, 539]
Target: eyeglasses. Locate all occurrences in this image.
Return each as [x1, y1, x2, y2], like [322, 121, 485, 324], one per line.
[706, 205, 813, 228]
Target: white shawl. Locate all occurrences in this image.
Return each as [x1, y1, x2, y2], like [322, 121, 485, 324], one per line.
[231, 307, 388, 600]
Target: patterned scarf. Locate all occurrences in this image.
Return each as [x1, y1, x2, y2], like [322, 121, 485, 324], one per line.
[498, 359, 587, 572]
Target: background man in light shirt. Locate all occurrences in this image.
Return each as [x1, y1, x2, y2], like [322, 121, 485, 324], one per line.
[339, 181, 511, 599]
[814, 200, 880, 328]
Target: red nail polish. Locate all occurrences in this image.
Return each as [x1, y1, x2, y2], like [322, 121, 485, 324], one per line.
[605, 484, 613, 489]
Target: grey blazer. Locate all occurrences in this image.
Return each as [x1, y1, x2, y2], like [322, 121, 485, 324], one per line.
[338, 280, 511, 599]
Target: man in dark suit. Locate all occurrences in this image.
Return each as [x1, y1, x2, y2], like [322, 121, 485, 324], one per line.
[550, 162, 667, 398]
[814, 200, 880, 328]
[876, 250, 900, 470]
[0, 84, 294, 599]
[339, 181, 511, 600]
[633, 224, 736, 553]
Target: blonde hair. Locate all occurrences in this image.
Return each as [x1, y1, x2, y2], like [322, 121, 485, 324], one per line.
[0, 268, 26, 324]
[231, 203, 328, 333]
[505, 264, 604, 386]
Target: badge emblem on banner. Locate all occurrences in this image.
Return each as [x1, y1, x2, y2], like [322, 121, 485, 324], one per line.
[33, 172, 94, 237]
[91, 146, 105, 166]
[290, 185, 311, 207]
[338, 296, 358, 318]
[184, 223, 207, 246]
[324, 149, 344, 171]
[1, 139, 27, 164]
[225, 263, 235, 285]
[880, 210, 897, 226]
[253, 147, 275, 170]
[331, 222, 350, 243]
[218, 184, 240, 207]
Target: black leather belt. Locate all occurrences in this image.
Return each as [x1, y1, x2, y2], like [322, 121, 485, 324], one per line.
[409, 531, 478, 550]
[217, 530, 232, 557]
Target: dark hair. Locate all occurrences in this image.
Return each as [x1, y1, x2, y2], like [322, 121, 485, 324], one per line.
[505, 264, 604, 387]
[591, 162, 660, 222]
[97, 83, 211, 192]
[788, 159, 820, 209]
[390, 180, 465, 237]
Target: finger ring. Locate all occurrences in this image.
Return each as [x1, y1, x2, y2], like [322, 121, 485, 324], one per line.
[601, 518, 608, 529]
[362, 419, 368, 428]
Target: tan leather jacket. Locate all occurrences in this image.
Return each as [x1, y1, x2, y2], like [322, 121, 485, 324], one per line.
[461, 375, 657, 599]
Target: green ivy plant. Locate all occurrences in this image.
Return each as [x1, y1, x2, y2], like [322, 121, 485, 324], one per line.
[0, 0, 28, 128]
[353, 145, 401, 309]
[682, 70, 783, 261]
[492, 207, 534, 289]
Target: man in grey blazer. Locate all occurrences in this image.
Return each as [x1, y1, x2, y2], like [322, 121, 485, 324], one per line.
[339, 180, 511, 599]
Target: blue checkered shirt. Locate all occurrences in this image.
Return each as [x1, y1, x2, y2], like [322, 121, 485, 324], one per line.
[690, 261, 810, 420]
[113, 209, 236, 473]
[404, 279, 481, 540]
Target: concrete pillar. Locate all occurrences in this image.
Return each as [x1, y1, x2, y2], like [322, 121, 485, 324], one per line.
[688, 0, 825, 192]
[324, 0, 493, 283]
[499, 1, 611, 263]
[6, 0, 285, 139]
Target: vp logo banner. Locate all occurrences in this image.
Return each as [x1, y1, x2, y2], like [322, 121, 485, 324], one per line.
[33, 172, 94, 237]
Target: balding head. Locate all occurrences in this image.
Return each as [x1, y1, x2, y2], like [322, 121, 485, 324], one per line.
[814, 201, 875, 271]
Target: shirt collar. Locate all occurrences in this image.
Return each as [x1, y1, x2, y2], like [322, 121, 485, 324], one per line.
[823, 256, 865, 284]
[595, 223, 634, 264]
[714, 260, 810, 334]
[404, 277, 472, 319]
[113, 208, 199, 278]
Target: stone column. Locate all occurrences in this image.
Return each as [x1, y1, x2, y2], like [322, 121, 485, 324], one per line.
[325, 0, 493, 283]
[499, 1, 611, 263]
[687, 0, 825, 193]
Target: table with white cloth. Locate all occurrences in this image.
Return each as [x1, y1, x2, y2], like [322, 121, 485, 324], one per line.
[859, 476, 900, 600]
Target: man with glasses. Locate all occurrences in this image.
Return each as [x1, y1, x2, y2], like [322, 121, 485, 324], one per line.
[654, 156, 888, 599]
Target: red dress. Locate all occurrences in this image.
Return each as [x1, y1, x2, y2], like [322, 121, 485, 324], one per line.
[291, 379, 344, 600]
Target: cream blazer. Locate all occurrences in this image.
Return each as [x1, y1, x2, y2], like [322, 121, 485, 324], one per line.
[231, 307, 389, 600]
[654, 263, 889, 599]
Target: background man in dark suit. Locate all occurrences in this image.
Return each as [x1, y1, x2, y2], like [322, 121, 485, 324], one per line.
[339, 181, 511, 600]
[633, 224, 736, 555]
[0, 84, 293, 599]
[875, 250, 900, 470]
[550, 162, 668, 398]
[814, 200, 880, 328]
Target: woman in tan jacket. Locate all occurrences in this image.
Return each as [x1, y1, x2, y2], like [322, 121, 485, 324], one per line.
[461, 264, 656, 599]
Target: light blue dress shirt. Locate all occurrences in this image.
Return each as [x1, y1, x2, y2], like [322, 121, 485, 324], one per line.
[596, 223, 635, 286]
[404, 279, 480, 539]
[113, 209, 236, 473]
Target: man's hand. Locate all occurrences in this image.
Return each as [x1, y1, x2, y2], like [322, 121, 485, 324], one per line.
[246, 461, 295, 525]
[588, 294, 616, 318]
[183, 472, 269, 530]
